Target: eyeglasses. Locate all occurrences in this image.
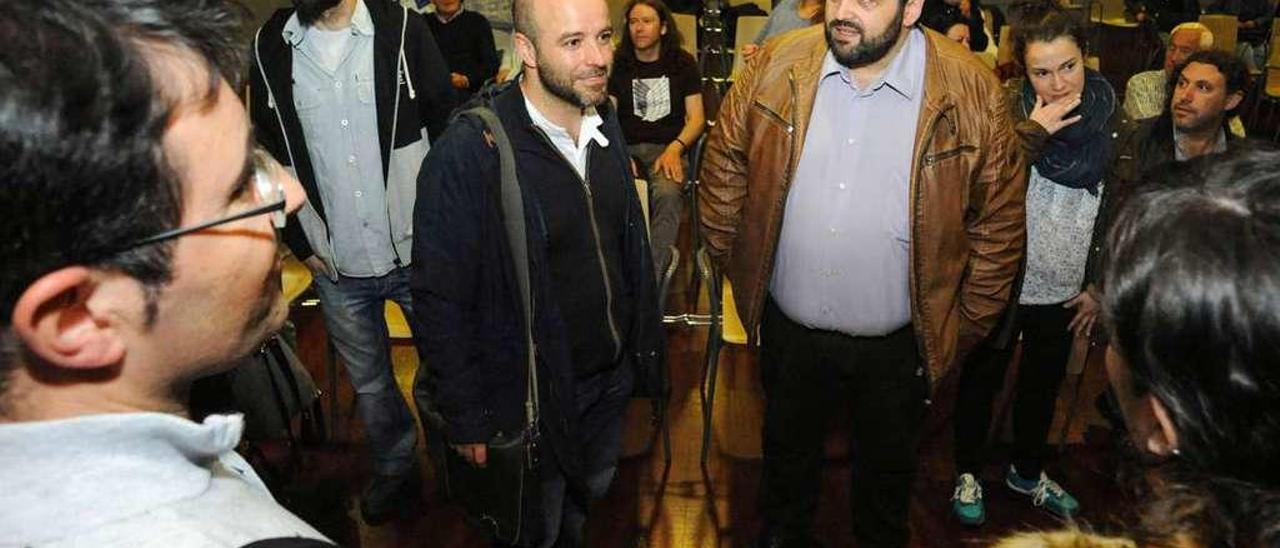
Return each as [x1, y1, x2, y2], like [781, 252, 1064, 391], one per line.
[121, 149, 287, 251]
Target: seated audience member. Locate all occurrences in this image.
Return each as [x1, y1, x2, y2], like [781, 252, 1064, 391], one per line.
[950, 3, 1138, 526]
[924, 9, 973, 46]
[1124, 23, 1247, 137]
[739, 0, 823, 59]
[1129, 50, 1249, 176]
[609, 0, 704, 279]
[1099, 148, 1280, 547]
[1127, 0, 1200, 32]
[1123, 22, 1211, 120]
[0, 1, 331, 546]
[427, 0, 501, 101]
[921, 0, 991, 51]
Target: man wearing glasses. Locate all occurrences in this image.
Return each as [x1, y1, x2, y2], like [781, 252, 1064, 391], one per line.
[0, 1, 332, 546]
[248, 0, 456, 523]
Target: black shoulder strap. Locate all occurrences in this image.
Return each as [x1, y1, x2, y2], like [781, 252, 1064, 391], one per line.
[459, 106, 539, 431]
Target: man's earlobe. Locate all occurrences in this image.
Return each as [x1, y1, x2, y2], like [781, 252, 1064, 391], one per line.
[11, 267, 126, 370]
[1226, 91, 1244, 112]
[514, 32, 538, 71]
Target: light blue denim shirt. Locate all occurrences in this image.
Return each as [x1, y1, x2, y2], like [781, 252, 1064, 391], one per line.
[286, 1, 399, 278]
[770, 29, 926, 336]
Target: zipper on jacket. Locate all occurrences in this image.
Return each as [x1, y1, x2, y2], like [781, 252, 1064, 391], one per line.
[909, 105, 956, 383]
[530, 126, 624, 360]
[923, 144, 976, 166]
[753, 101, 794, 134]
[753, 71, 800, 334]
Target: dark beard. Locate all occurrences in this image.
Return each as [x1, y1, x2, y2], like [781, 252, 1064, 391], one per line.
[825, 7, 905, 69]
[536, 55, 609, 109]
[293, 0, 342, 25]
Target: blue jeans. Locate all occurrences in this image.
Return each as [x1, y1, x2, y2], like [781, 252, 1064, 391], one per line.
[312, 266, 420, 477]
[535, 364, 633, 548]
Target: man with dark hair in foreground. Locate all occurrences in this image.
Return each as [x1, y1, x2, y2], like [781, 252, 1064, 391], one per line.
[0, 1, 330, 545]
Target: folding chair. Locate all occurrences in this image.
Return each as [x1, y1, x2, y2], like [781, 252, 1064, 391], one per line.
[1200, 14, 1240, 53]
[693, 248, 751, 487]
[674, 12, 700, 57]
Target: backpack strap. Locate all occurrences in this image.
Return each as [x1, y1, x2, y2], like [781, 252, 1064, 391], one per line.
[459, 106, 539, 433]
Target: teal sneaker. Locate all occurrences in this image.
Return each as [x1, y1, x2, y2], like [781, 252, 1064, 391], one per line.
[951, 473, 986, 526]
[1005, 466, 1080, 519]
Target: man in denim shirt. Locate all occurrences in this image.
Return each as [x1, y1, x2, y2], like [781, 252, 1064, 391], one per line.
[248, 0, 455, 524]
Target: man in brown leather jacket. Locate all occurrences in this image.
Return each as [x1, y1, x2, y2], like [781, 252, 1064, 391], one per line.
[698, 0, 1026, 543]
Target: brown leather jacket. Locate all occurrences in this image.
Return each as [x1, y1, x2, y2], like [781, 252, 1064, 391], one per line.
[698, 27, 1027, 389]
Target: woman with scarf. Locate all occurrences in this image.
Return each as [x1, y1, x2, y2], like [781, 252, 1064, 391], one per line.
[947, 3, 1143, 527]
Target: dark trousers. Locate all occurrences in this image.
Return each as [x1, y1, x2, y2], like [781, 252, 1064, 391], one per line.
[758, 298, 927, 548]
[953, 303, 1074, 479]
[533, 363, 633, 548]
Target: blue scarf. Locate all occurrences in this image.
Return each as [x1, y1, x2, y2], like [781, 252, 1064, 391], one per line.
[1020, 69, 1115, 192]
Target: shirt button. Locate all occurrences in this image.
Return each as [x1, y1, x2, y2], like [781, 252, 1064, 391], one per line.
[347, 155, 356, 164]
[829, 227, 838, 235]
[354, 190, 363, 198]
[846, 138, 855, 145]
[838, 182, 847, 190]
[340, 119, 349, 127]
[334, 81, 342, 89]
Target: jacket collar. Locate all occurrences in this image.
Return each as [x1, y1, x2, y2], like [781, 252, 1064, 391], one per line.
[816, 28, 925, 100]
[788, 28, 955, 162]
[282, 0, 375, 47]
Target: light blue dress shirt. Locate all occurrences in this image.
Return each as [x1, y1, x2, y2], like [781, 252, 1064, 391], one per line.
[770, 29, 926, 336]
[286, 2, 399, 278]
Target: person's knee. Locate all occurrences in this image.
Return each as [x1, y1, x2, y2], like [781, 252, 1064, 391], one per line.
[585, 465, 617, 499]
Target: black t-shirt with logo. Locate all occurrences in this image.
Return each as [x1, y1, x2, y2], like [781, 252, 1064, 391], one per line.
[608, 49, 701, 146]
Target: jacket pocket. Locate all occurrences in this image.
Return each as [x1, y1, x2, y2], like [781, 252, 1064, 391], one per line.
[751, 100, 792, 132]
[293, 85, 323, 115]
[923, 145, 977, 166]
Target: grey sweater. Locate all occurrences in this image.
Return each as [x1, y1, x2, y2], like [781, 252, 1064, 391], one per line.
[0, 413, 329, 547]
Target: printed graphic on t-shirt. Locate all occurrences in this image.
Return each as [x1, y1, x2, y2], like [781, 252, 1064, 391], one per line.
[632, 76, 672, 123]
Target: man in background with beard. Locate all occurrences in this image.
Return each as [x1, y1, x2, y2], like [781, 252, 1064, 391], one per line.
[698, 0, 1026, 544]
[248, 0, 454, 525]
[411, 0, 664, 544]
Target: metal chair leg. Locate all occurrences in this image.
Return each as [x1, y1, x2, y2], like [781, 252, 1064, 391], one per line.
[699, 261, 724, 489]
[700, 325, 723, 490]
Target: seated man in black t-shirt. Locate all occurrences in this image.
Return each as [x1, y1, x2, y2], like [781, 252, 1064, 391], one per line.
[608, 0, 704, 282]
[427, 0, 500, 101]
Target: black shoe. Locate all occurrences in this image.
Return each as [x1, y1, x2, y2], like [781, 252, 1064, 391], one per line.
[359, 467, 422, 525]
[756, 531, 824, 548]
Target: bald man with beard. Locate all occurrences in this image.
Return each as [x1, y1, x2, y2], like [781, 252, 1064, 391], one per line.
[412, 0, 664, 545]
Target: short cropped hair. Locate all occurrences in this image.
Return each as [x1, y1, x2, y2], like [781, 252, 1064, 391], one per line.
[513, 0, 537, 41]
[1169, 21, 1214, 50]
[0, 0, 246, 393]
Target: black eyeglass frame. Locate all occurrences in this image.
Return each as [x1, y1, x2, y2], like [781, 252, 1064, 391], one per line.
[124, 199, 286, 249]
[118, 150, 287, 252]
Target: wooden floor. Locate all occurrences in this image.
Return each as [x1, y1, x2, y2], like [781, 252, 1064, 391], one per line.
[261, 260, 1135, 548]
